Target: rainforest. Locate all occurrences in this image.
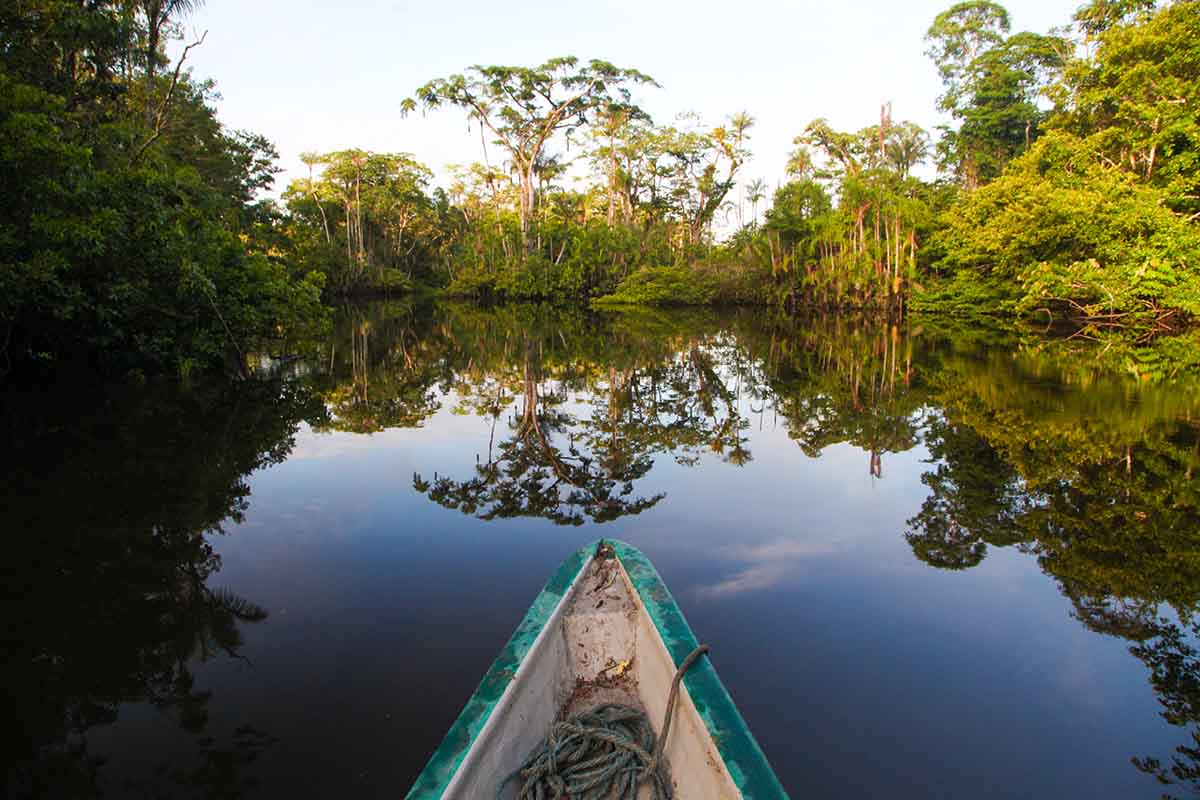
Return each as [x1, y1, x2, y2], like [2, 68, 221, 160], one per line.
[4, 1, 1200, 799]
[2, 0, 1199, 380]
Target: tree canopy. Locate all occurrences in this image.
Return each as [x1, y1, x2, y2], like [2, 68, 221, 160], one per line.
[405, 58, 657, 251]
[4, 0, 1200, 381]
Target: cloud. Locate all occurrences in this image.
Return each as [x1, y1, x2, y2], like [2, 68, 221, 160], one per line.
[698, 539, 836, 599]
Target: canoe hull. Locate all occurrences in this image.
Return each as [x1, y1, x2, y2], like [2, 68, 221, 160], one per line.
[404, 540, 789, 799]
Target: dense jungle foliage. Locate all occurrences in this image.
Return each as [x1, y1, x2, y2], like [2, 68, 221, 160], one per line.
[280, 0, 1199, 326]
[2, 0, 1198, 380]
[0, 0, 328, 379]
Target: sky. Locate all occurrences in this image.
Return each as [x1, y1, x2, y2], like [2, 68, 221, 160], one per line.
[173, 0, 1084, 198]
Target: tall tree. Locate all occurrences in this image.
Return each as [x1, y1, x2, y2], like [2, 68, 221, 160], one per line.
[886, 122, 931, 178]
[283, 150, 436, 292]
[1072, 0, 1157, 36]
[0, 0, 326, 378]
[926, 1, 1065, 187]
[925, 1, 1012, 107]
[666, 112, 754, 241]
[404, 58, 656, 253]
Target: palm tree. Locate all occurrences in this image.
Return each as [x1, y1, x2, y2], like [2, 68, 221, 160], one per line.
[746, 178, 767, 226]
[728, 111, 756, 139]
[886, 123, 930, 179]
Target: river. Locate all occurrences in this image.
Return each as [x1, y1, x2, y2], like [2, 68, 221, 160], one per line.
[5, 300, 1199, 798]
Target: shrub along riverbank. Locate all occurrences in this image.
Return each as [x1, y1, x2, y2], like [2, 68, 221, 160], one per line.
[2, 0, 1197, 382]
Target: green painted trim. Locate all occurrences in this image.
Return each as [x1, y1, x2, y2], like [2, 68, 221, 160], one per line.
[403, 545, 591, 800]
[610, 539, 791, 800]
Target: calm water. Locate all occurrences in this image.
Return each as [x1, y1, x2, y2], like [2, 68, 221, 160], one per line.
[5, 301, 1200, 798]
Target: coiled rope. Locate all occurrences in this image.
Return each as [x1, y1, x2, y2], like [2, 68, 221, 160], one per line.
[497, 644, 710, 800]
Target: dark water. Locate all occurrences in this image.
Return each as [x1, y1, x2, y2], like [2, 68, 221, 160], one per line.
[5, 301, 1200, 799]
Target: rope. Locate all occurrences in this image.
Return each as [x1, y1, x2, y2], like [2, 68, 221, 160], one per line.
[497, 644, 710, 800]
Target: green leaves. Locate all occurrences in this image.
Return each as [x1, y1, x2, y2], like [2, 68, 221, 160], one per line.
[935, 127, 1200, 323]
[925, 1, 1012, 94]
[0, 2, 327, 378]
[925, 2, 1066, 186]
[406, 58, 657, 148]
[593, 265, 718, 307]
[405, 58, 657, 249]
[1060, 0, 1200, 215]
[929, 0, 1200, 328]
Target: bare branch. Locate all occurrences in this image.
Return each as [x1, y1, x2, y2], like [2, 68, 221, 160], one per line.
[130, 30, 208, 167]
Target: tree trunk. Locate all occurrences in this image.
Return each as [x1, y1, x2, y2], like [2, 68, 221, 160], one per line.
[307, 167, 332, 246]
[607, 132, 617, 226]
[145, 16, 161, 126]
[517, 160, 536, 257]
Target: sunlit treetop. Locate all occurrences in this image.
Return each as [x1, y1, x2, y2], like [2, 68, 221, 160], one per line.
[403, 57, 657, 246]
[404, 58, 658, 146]
[925, 0, 1012, 98]
[1073, 0, 1158, 37]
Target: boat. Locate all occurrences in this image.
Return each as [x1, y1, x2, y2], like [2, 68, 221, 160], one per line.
[405, 539, 789, 799]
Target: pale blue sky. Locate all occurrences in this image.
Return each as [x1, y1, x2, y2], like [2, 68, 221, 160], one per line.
[175, 0, 1082, 196]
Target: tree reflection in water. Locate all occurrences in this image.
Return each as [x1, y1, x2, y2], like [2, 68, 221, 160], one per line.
[313, 301, 1200, 795]
[899, 339, 1200, 796]
[8, 301, 1199, 796]
[0, 379, 326, 797]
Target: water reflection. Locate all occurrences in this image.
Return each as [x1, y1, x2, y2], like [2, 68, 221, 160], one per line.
[5, 301, 1200, 797]
[0, 380, 326, 797]
[309, 301, 1200, 796]
[413, 315, 754, 525]
[902, 358, 1200, 793]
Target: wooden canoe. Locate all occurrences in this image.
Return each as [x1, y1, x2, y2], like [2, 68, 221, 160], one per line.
[404, 539, 789, 799]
